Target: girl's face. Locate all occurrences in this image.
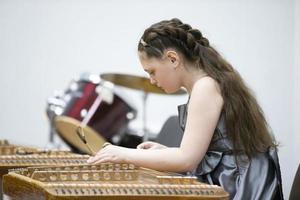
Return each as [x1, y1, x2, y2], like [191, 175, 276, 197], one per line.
[138, 52, 181, 94]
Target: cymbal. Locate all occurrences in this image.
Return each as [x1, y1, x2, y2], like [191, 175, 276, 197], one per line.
[54, 116, 106, 155]
[100, 73, 186, 95]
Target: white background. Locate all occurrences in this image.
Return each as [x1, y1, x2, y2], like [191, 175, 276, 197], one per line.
[0, 0, 299, 198]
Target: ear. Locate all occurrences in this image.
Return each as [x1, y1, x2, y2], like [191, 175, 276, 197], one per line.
[165, 50, 180, 67]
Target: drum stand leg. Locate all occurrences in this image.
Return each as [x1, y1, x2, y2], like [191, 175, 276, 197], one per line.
[45, 121, 63, 150]
[142, 91, 149, 142]
[49, 121, 55, 143]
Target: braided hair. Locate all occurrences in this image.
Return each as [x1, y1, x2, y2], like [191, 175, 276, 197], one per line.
[138, 18, 277, 158]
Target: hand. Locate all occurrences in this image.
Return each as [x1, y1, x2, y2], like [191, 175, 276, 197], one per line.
[136, 141, 167, 150]
[86, 144, 129, 164]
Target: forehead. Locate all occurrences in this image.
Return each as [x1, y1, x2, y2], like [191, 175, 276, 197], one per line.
[139, 52, 156, 67]
[138, 51, 154, 62]
[138, 52, 165, 66]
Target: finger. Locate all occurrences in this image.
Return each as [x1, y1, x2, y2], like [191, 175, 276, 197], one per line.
[93, 156, 114, 165]
[93, 149, 104, 157]
[137, 143, 145, 149]
[87, 153, 108, 163]
[137, 142, 152, 149]
[87, 156, 99, 163]
[137, 142, 148, 149]
[96, 146, 110, 154]
[143, 142, 155, 149]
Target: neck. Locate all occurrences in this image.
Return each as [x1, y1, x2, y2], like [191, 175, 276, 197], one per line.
[180, 65, 207, 94]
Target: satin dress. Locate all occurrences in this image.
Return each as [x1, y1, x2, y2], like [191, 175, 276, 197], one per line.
[178, 104, 284, 200]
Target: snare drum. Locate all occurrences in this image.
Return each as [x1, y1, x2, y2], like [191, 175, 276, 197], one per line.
[52, 73, 136, 154]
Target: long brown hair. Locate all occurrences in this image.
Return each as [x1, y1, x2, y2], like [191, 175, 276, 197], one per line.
[138, 18, 277, 158]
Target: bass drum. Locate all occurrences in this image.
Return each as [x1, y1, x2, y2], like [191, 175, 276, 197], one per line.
[53, 73, 136, 154]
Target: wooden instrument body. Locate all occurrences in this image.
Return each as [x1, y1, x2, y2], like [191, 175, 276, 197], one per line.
[3, 163, 229, 200]
[0, 141, 88, 200]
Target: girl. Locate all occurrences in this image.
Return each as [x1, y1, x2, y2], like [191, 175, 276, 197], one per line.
[87, 18, 283, 200]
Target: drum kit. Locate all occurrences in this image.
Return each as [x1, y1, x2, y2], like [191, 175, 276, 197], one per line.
[46, 73, 186, 155]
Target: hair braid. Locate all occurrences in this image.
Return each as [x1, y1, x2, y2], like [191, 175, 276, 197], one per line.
[140, 18, 210, 61]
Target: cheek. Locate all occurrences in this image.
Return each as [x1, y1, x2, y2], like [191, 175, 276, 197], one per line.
[165, 73, 181, 90]
[156, 70, 169, 84]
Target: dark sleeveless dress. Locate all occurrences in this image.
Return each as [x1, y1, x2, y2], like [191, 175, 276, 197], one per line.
[178, 104, 284, 200]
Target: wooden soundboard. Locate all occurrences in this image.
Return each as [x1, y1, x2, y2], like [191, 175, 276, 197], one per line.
[3, 163, 229, 200]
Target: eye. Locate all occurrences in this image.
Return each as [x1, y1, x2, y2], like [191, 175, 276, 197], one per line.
[149, 71, 155, 76]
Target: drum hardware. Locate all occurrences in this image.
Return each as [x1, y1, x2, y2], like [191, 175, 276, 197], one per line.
[76, 126, 96, 156]
[47, 73, 137, 154]
[100, 73, 186, 142]
[80, 81, 116, 126]
[54, 116, 106, 155]
[81, 94, 102, 126]
[96, 80, 114, 104]
[46, 90, 66, 145]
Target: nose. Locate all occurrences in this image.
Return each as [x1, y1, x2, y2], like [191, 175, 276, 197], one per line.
[149, 77, 156, 85]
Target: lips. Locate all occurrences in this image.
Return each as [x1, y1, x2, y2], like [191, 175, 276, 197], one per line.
[158, 85, 165, 91]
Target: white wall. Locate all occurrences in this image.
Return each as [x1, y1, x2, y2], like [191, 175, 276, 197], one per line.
[292, 0, 300, 195]
[0, 0, 298, 198]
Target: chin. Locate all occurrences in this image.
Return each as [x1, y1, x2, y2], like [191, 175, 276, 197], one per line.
[164, 88, 177, 94]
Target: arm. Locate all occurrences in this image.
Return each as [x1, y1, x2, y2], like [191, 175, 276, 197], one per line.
[87, 77, 223, 172]
[137, 141, 167, 149]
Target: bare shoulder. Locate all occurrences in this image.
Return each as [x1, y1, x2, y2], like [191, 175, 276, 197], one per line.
[190, 76, 223, 106]
[192, 76, 222, 96]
